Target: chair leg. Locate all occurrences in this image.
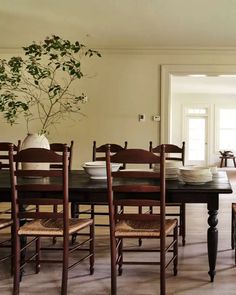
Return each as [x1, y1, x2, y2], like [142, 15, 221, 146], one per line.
[138, 206, 142, 247]
[180, 203, 186, 246]
[36, 237, 41, 274]
[232, 204, 235, 250]
[118, 238, 123, 276]
[71, 202, 79, 245]
[173, 224, 178, 276]
[234, 216, 236, 265]
[110, 236, 117, 295]
[20, 235, 27, 281]
[89, 223, 95, 275]
[91, 204, 95, 220]
[233, 207, 236, 265]
[160, 240, 166, 295]
[52, 205, 57, 245]
[61, 236, 69, 295]
[13, 235, 21, 295]
[11, 224, 14, 276]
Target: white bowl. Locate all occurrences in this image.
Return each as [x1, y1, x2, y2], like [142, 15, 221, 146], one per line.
[179, 166, 212, 184]
[84, 161, 106, 167]
[83, 162, 121, 179]
[179, 166, 211, 175]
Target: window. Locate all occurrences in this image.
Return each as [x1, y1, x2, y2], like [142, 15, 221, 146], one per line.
[218, 109, 236, 151]
[183, 105, 209, 166]
[187, 108, 207, 115]
[188, 118, 206, 161]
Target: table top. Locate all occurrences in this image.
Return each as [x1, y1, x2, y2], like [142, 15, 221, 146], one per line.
[0, 170, 232, 202]
[0, 169, 232, 192]
[69, 170, 232, 193]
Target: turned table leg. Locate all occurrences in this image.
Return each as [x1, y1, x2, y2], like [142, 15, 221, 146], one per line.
[207, 199, 219, 282]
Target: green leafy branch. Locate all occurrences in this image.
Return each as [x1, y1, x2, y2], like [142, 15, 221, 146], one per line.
[0, 35, 101, 135]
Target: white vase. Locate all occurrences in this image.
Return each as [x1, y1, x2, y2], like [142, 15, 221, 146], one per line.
[21, 133, 50, 170]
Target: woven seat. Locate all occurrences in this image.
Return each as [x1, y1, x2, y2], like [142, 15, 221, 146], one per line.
[106, 146, 178, 295]
[18, 218, 93, 236]
[115, 218, 177, 237]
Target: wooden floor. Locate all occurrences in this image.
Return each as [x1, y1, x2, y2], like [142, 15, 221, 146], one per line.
[0, 169, 236, 294]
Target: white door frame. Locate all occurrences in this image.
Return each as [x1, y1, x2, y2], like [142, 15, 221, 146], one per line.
[160, 64, 236, 143]
[183, 106, 209, 166]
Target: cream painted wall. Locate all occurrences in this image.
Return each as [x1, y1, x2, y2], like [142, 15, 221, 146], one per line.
[2, 50, 236, 168]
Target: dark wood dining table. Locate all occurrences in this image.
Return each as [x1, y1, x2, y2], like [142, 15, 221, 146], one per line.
[0, 169, 232, 282]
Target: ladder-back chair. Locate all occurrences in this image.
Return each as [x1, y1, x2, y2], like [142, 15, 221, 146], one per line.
[106, 146, 178, 295]
[9, 145, 94, 295]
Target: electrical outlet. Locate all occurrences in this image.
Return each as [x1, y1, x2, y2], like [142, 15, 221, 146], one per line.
[138, 114, 145, 122]
[152, 115, 160, 121]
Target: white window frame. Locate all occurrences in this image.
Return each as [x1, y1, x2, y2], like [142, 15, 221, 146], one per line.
[215, 104, 236, 153]
[182, 104, 210, 165]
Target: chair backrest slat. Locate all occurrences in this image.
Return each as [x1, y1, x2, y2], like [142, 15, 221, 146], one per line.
[15, 148, 62, 163]
[9, 145, 69, 224]
[0, 140, 21, 170]
[93, 141, 128, 169]
[149, 141, 185, 167]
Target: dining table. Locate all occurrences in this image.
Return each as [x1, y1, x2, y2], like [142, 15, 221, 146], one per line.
[0, 169, 232, 282]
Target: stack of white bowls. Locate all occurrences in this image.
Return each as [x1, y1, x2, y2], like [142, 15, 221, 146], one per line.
[179, 166, 212, 185]
[153, 160, 183, 179]
[82, 161, 121, 180]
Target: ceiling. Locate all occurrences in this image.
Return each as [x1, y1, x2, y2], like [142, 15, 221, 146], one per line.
[2, 0, 236, 94]
[1, 0, 236, 49]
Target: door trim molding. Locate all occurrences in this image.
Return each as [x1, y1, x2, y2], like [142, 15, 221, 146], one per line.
[160, 64, 236, 143]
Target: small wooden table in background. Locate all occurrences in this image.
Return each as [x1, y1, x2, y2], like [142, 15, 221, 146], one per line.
[220, 154, 236, 167]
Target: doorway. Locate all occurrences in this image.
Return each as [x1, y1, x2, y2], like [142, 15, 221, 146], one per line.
[161, 64, 236, 166]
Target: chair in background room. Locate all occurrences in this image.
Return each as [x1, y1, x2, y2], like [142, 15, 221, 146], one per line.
[149, 141, 186, 245]
[9, 145, 94, 295]
[106, 146, 178, 295]
[71, 141, 127, 239]
[0, 141, 21, 273]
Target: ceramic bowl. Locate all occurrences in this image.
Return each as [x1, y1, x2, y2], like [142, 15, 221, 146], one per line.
[83, 161, 121, 179]
[179, 166, 212, 184]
